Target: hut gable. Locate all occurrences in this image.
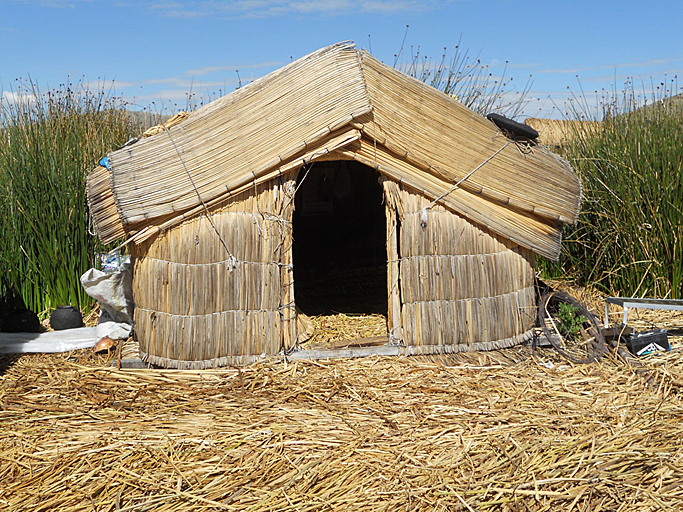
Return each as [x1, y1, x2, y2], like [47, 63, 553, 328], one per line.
[89, 41, 581, 261]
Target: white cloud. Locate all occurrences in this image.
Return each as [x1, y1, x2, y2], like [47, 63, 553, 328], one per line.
[136, 89, 195, 102]
[30, 0, 92, 7]
[1, 90, 38, 104]
[147, 0, 452, 18]
[537, 56, 683, 75]
[186, 61, 282, 76]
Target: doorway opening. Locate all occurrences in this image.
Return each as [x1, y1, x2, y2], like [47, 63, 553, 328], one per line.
[293, 160, 388, 317]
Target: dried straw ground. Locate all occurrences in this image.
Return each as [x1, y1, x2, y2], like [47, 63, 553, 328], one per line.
[2, 333, 683, 511]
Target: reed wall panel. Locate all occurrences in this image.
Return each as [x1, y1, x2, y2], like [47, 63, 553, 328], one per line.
[401, 286, 536, 348]
[383, 179, 403, 343]
[132, 180, 289, 368]
[279, 176, 297, 351]
[135, 309, 280, 368]
[396, 185, 536, 349]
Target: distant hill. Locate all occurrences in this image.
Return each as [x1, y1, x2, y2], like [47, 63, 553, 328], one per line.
[631, 92, 683, 117]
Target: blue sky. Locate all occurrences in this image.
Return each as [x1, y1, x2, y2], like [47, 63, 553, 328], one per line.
[1, 0, 682, 119]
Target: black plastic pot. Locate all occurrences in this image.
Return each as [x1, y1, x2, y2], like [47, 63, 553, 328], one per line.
[50, 305, 84, 330]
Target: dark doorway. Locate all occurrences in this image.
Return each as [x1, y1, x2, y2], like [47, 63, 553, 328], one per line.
[293, 160, 388, 316]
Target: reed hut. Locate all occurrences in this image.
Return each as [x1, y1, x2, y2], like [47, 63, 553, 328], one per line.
[87, 42, 582, 368]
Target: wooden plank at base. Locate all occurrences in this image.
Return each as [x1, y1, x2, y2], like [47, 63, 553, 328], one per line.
[288, 345, 400, 360]
[111, 358, 149, 369]
[305, 336, 389, 350]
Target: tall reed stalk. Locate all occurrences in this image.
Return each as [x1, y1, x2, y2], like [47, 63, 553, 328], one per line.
[542, 79, 683, 299]
[396, 35, 532, 118]
[0, 80, 140, 315]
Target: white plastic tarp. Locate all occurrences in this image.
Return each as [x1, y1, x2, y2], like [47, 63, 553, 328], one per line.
[0, 327, 99, 354]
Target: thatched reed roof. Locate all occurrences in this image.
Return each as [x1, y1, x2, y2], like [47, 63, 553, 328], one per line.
[88, 42, 581, 260]
[524, 118, 602, 147]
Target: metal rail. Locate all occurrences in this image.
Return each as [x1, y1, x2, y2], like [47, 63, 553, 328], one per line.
[604, 297, 683, 328]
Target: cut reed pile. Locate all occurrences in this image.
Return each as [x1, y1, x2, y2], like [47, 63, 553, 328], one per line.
[523, 118, 601, 148]
[302, 313, 388, 348]
[2, 347, 683, 511]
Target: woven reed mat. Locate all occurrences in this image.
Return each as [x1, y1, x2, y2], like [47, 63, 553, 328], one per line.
[2, 341, 683, 511]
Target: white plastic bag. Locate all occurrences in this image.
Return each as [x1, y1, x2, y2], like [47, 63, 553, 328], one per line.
[80, 256, 134, 325]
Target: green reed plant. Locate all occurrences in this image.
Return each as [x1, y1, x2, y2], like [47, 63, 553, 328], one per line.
[542, 78, 683, 299]
[0, 79, 141, 315]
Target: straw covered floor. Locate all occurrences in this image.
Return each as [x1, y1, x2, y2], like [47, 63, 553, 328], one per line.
[2, 343, 683, 511]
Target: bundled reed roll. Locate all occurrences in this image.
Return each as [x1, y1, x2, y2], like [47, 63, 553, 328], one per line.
[524, 117, 602, 147]
[86, 165, 125, 242]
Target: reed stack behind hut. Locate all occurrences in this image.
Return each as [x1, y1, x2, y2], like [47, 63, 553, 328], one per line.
[524, 117, 601, 148]
[87, 42, 582, 369]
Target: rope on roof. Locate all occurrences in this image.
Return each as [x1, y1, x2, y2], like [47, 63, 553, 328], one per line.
[422, 139, 513, 214]
[163, 126, 238, 271]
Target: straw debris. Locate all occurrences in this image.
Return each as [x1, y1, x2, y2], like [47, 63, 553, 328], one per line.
[302, 313, 388, 348]
[2, 347, 683, 510]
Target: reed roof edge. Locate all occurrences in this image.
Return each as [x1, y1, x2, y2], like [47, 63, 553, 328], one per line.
[88, 41, 580, 257]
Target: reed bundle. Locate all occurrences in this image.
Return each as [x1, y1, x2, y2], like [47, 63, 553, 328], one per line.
[524, 118, 601, 147]
[141, 111, 190, 138]
[2, 348, 683, 511]
[86, 165, 124, 243]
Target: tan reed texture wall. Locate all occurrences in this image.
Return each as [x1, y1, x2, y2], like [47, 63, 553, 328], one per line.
[132, 179, 292, 368]
[395, 184, 536, 351]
